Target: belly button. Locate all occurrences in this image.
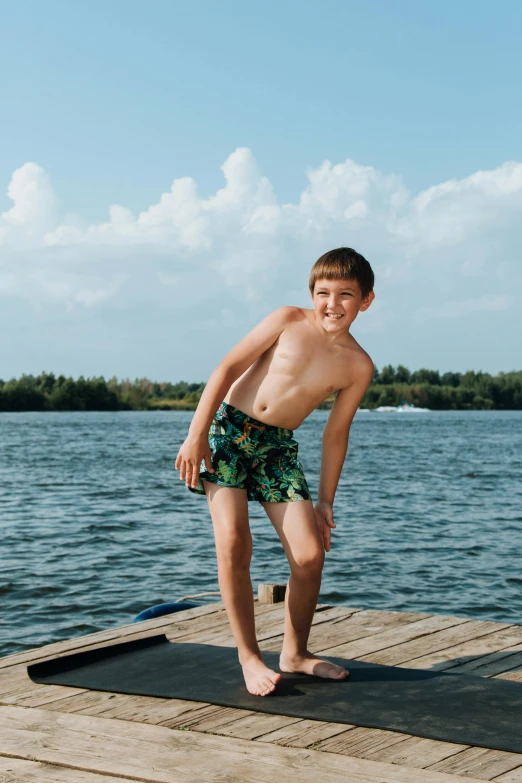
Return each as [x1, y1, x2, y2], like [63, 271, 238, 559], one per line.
[262, 406, 268, 411]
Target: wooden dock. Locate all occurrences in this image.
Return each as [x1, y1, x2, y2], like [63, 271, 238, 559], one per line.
[2, 597, 522, 782]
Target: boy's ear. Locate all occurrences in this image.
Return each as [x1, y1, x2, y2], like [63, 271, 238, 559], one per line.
[359, 291, 375, 312]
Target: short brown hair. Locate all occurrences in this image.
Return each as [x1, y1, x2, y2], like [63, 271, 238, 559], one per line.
[309, 247, 374, 298]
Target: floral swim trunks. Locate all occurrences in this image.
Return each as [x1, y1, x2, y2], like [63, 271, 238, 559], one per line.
[188, 401, 311, 503]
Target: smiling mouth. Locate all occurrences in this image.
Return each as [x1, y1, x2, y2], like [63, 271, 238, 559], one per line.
[325, 313, 343, 319]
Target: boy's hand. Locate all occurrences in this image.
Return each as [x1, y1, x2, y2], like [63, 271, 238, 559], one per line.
[175, 436, 215, 489]
[313, 501, 336, 552]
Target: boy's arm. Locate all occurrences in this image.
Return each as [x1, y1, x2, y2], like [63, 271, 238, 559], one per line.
[176, 306, 299, 489]
[315, 358, 374, 551]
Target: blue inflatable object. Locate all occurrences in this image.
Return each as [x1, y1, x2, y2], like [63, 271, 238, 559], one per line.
[133, 601, 198, 623]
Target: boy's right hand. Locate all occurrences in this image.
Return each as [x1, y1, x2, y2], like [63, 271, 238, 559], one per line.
[175, 436, 215, 489]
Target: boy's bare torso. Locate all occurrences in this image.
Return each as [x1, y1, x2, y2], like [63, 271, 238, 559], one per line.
[224, 306, 370, 430]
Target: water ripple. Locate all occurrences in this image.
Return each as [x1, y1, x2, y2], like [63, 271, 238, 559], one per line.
[1, 409, 521, 656]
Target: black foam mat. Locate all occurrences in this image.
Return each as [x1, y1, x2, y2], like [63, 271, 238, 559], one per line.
[28, 634, 522, 753]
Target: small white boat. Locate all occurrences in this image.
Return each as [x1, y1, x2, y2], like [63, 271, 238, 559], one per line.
[396, 403, 430, 413]
[374, 403, 431, 413]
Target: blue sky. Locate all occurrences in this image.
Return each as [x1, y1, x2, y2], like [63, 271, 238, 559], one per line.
[1, 0, 521, 381]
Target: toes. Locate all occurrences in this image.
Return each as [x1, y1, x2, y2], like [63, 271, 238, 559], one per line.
[260, 677, 276, 695]
[248, 677, 277, 696]
[242, 664, 281, 696]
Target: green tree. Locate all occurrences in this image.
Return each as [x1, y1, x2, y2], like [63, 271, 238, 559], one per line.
[441, 371, 461, 388]
[411, 368, 441, 385]
[395, 365, 411, 383]
[379, 365, 396, 385]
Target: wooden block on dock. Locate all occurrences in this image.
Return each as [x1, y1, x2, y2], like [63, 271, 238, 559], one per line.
[258, 583, 286, 604]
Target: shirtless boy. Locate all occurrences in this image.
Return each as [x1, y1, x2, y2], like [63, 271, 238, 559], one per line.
[175, 247, 375, 696]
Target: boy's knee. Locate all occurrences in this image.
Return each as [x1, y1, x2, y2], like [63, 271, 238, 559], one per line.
[292, 546, 325, 574]
[216, 531, 252, 570]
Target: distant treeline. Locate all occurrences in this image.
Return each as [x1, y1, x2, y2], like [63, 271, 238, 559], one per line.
[1, 368, 521, 412]
[0, 374, 205, 412]
[365, 366, 522, 411]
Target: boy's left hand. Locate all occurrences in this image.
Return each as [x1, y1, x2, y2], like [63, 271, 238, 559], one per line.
[313, 501, 336, 552]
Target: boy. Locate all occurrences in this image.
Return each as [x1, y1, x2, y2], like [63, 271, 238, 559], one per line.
[175, 247, 375, 696]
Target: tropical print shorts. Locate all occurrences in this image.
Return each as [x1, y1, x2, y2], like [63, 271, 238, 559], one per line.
[188, 401, 311, 503]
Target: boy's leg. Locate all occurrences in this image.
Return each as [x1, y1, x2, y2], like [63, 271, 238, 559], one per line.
[203, 481, 281, 696]
[261, 499, 349, 679]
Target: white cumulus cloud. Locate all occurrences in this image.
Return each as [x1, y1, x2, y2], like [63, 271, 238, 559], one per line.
[0, 162, 58, 243]
[0, 148, 521, 321]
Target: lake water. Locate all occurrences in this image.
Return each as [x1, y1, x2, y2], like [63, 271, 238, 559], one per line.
[1, 410, 521, 658]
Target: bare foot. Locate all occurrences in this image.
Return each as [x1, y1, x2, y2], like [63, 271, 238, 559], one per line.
[279, 651, 349, 680]
[240, 655, 282, 696]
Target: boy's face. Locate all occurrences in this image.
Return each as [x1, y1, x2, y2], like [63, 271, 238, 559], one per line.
[311, 277, 374, 333]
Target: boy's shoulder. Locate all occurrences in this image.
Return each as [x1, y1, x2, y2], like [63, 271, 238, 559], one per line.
[346, 332, 374, 365]
[335, 333, 374, 390]
[349, 340, 374, 378]
[270, 305, 308, 322]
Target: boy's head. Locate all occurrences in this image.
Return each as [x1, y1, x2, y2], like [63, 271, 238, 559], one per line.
[309, 247, 375, 331]
[309, 247, 374, 299]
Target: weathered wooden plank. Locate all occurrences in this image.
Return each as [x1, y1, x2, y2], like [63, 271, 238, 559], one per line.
[360, 621, 515, 668]
[314, 726, 413, 756]
[316, 614, 470, 659]
[255, 605, 362, 642]
[495, 765, 522, 782]
[170, 603, 354, 647]
[366, 736, 470, 767]
[172, 601, 285, 639]
[496, 670, 522, 683]
[44, 692, 261, 738]
[261, 608, 435, 653]
[159, 606, 359, 651]
[306, 608, 432, 649]
[427, 746, 522, 780]
[392, 626, 522, 672]
[0, 705, 490, 783]
[45, 691, 212, 724]
[208, 711, 302, 740]
[159, 703, 254, 731]
[443, 645, 522, 677]
[173, 604, 289, 646]
[255, 718, 351, 748]
[0, 757, 148, 783]
[0, 664, 86, 708]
